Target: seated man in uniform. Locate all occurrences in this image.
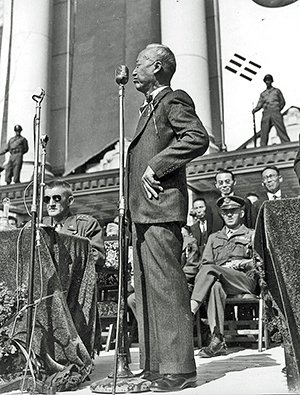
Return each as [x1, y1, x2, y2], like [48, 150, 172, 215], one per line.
[190, 196, 258, 358]
[43, 180, 105, 269]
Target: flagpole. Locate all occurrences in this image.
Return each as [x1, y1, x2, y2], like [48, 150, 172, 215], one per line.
[213, 0, 227, 152]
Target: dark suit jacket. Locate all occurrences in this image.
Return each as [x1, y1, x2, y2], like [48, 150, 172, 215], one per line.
[254, 191, 292, 215]
[127, 87, 209, 224]
[190, 217, 213, 256]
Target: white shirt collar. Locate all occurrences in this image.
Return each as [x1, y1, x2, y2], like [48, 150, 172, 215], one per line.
[267, 190, 281, 200]
[142, 86, 169, 106]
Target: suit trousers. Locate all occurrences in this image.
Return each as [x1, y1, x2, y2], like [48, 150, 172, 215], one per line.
[192, 265, 257, 335]
[132, 222, 195, 374]
[260, 110, 290, 146]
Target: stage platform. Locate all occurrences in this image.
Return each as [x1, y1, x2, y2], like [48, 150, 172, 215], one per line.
[6, 345, 289, 395]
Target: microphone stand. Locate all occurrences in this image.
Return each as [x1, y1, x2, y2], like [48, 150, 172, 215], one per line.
[91, 69, 150, 394]
[38, 134, 49, 223]
[27, 90, 45, 350]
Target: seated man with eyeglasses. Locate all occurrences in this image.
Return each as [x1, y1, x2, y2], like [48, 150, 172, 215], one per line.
[190, 196, 258, 358]
[43, 180, 105, 269]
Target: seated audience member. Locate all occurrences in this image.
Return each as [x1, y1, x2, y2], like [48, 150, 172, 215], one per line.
[190, 196, 258, 358]
[189, 198, 213, 258]
[43, 180, 105, 269]
[254, 165, 292, 215]
[212, 169, 257, 231]
[260, 165, 288, 201]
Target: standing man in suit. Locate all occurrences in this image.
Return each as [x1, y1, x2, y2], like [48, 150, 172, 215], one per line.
[127, 43, 209, 392]
[252, 74, 290, 147]
[190, 198, 213, 258]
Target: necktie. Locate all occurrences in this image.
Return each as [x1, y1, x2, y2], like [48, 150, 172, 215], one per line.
[200, 222, 208, 244]
[139, 95, 153, 116]
[273, 195, 278, 200]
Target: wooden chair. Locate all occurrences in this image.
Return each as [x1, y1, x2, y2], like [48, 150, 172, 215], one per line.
[224, 293, 268, 352]
[97, 235, 132, 352]
[97, 235, 119, 351]
[194, 292, 268, 352]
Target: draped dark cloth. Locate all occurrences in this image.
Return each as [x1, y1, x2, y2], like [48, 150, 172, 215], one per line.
[254, 198, 300, 391]
[0, 227, 97, 391]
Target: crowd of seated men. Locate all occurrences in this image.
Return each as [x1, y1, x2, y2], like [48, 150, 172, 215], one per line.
[123, 165, 295, 357]
[42, 164, 293, 358]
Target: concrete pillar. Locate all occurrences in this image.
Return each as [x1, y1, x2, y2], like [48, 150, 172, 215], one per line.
[187, 188, 194, 226]
[6, 0, 52, 182]
[160, 0, 213, 144]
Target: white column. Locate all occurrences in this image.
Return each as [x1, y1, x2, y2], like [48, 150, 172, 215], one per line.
[187, 187, 194, 226]
[160, 0, 213, 143]
[6, 0, 52, 182]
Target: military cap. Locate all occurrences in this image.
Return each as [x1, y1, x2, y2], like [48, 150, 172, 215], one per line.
[14, 124, 22, 132]
[263, 74, 273, 83]
[217, 195, 245, 210]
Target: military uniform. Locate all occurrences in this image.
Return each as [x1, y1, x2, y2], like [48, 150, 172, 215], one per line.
[44, 213, 105, 269]
[191, 197, 258, 337]
[1, 134, 29, 184]
[253, 75, 290, 146]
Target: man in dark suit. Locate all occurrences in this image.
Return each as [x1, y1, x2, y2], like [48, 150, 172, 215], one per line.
[190, 198, 213, 258]
[254, 165, 291, 215]
[261, 165, 286, 200]
[127, 43, 209, 392]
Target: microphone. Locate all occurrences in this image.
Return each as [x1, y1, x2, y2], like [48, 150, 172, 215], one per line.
[115, 65, 129, 85]
[40, 134, 49, 148]
[32, 88, 45, 103]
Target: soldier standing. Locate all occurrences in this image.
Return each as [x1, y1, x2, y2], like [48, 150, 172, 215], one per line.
[252, 74, 290, 146]
[0, 125, 29, 184]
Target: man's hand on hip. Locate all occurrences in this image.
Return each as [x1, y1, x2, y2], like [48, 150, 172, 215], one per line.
[142, 165, 164, 199]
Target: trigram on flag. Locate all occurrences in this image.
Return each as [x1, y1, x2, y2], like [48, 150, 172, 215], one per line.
[225, 53, 262, 81]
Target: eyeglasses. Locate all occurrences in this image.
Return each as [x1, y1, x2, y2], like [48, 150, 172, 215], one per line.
[43, 195, 62, 204]
[216, 179, 233, 186]
[262, 175, 279, 181]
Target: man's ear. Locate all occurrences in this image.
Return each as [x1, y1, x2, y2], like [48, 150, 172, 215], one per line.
[240, 209, 245, 218]
[153, 60, 162, 75]
[68, 195, 74, 206]
[233, 179, 237, 186]
[279, 175, 283, 184]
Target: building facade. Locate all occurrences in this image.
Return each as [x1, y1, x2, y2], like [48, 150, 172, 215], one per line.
[0, 0, 299, 223]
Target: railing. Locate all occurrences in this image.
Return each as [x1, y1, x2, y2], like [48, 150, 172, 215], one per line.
[0, 142, 298, 212]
